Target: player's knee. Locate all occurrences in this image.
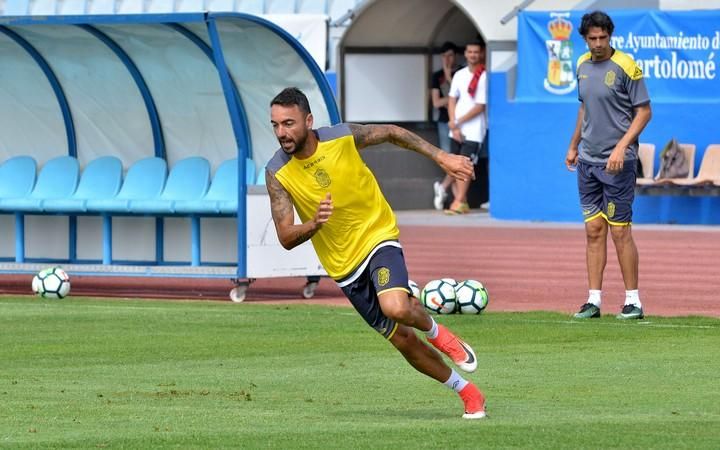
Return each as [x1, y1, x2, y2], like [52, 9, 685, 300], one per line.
[585, 221, 606, 241]
[609, 225, 632, 243]
[382, 298, 414, 323]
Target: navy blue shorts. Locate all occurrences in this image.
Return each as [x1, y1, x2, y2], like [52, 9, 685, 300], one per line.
[577, 160, 637, 225]
[338, 244, 411, 339]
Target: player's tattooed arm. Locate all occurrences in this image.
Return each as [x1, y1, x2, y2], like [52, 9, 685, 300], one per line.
[266, 171, 332, 250]
[347, 123, 475, 182]
[348, 123, 440, 160]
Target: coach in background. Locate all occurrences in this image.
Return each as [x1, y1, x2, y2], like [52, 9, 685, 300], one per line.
[565, 11, 652, 320]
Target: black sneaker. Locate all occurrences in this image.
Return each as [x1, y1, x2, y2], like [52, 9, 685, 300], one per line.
[617, 304, 644, 320]
[573, 302, 601, 319]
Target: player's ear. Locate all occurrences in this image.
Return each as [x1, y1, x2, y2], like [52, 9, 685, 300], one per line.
[305, 112, 314, 129]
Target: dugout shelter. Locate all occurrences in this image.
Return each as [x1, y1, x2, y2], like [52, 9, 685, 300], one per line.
[0, 12, 340, 291]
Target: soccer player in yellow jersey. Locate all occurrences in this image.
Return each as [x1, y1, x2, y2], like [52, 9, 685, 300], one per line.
[266, 87, 486, 419]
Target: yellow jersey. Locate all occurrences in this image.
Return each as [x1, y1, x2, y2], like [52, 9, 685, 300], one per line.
[267, 124, 400, 280]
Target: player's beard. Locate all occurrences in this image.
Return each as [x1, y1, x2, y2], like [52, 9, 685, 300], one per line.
[280, 130, 308, 155]
[591, 46, 610, 60]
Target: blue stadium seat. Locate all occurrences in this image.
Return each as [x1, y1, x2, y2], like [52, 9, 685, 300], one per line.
[43, 156, 123, 213]
[0, 156, 37, 201]
[0, 155, 79, 212]
[129, 156, 210, 214]
[174, 158, 251, 215]
[86, 157, 167, 213]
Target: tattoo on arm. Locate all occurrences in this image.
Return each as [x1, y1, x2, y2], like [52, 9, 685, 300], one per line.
[348, 123, 387, 149]
[266, 170, 294, 227]
[289, 229, 315, 248]
[266, 170, 316, 249]
[348, 123, 439, 160]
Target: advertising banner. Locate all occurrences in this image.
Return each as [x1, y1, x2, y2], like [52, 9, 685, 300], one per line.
[516, 10, 720, 102]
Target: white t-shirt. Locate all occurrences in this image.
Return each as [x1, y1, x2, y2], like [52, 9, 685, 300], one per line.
[448, 66, 487, 143]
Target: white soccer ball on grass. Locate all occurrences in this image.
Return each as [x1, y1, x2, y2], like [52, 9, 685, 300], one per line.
[420, 279, 457, 314]
[454, 279, 489, 314]
[32, 267, 71, 299]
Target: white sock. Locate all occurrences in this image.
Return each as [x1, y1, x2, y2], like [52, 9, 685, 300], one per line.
[443, 369, 469, 393]
[424, 317, 439, 339]
[625, 290, 641, 308]
[588, 290, 602, 307]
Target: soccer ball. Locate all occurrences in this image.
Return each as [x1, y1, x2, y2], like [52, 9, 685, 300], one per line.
[32, 267, 71, 299]
[441, 278, 458, 287]
[420, 279, 457, 314]
[408, 279, 421, 299]
[455, 279, 489, 314]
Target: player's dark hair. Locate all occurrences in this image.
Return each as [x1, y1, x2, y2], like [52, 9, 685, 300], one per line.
[579, 10, 614, 37]
[271, 87, 312, 115]
[439, 41, 458, 54]
[466, 38, 486, 50]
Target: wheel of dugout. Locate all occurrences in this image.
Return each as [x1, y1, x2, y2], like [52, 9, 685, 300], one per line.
[229, 286, 246, 303]
[302, 281, 318, 299]
[229, 278, 253, 303]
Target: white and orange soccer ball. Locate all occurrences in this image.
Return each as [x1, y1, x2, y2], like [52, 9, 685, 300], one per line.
[32, 267, 71, 299]
[420, 279, 457, 314]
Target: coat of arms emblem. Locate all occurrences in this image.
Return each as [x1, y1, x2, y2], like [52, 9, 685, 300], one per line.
[544, 13, 576, 95]
[314, 168, 331, 188]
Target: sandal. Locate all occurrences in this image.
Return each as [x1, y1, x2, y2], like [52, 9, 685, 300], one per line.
[444, 202, 470, 215]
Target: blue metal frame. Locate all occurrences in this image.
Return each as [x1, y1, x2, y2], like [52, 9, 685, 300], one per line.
[0, 25, 77, 156]
[206, 17, 252, 279]
[167, 22, 253, 268]
[1, 12, 340, 124]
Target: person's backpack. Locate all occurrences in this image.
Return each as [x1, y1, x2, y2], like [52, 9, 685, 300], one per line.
[656, 138, 689, 179]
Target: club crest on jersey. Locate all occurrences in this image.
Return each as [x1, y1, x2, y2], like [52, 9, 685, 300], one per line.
[377, 267, 390, 286]
[314, 168, 331, 188]
[604, 70, 616, 87]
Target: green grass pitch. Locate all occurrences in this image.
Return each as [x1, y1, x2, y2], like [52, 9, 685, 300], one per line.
[1, 296, 719, 449]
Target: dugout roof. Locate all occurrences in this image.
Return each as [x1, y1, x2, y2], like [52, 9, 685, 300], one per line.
[0, 13, 340, 174]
